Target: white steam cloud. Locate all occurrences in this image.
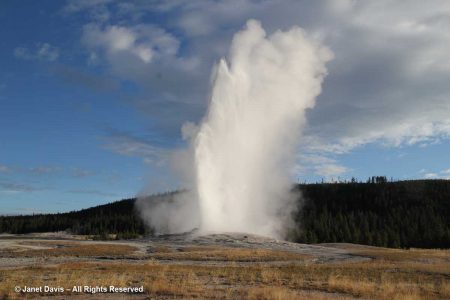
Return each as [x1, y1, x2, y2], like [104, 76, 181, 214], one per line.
[139, 20, 331, 239]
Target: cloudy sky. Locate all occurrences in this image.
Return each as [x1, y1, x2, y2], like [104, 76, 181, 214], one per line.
[1, 0, 450, 214]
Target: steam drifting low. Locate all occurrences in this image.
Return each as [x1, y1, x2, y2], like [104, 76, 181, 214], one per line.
[140, 20, 332, 239]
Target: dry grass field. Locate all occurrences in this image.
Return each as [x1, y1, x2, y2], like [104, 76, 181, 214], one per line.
[151, 246, 311, 262]
[0, 241, 137, 258]
[0, 235, 448, 299]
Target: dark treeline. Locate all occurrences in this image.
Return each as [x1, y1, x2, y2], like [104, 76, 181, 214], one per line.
[0, 179, 449, 248]
[0, 198, 149, 239]
[294, 179, 450, 248]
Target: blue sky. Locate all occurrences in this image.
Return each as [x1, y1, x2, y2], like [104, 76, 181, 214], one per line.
[1, 0, 450, 214]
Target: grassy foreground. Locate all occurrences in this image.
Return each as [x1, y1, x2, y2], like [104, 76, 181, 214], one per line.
[0, 241, 449, 299]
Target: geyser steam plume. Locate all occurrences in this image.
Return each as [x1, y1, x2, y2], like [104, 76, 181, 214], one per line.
[140, 20, 331, 239]
[194, 20, 331, 238]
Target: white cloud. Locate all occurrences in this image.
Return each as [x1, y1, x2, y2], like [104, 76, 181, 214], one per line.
[301, 0, 450, 152]
[0, 165, 11, 173]
[81, 24, 179, 65]
[295, 154, 349, 180]
[13, 47, 30, 59]
[36, 43, 60, 61]
[29, 166, 61, 174]
[82, 24, 136, 53]
[0, 181, 43, 192]
[71, 1, 450, 164]
[14, 43, 59, 62]
[0, 164, 98, 179]
[62, 0, 112, 22]
[315, 163, 349, 178]
[420, 168, 450, 179]
[424, 173, 438, 179]
[71, 168, 95, 178]
[102, 131, 168, 166]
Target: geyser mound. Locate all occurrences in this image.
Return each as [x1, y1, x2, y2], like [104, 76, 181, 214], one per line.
[140, 19, 332, 239]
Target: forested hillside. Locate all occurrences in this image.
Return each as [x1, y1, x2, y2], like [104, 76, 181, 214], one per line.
[1, 180, 449, 248]
[294, 179, 450, 248]
[0, 197, 149, 239]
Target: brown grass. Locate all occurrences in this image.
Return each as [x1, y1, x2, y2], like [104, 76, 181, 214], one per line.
[340, 244, 450, 263]
[1, 241, 137, 258]
[152, 246, 311, 262]
[245, 286, 354, 300]
[0, 243, 449, 299]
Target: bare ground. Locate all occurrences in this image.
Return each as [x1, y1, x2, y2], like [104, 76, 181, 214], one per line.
[0, 232, 448, 299]
[0, 232, 369, 268]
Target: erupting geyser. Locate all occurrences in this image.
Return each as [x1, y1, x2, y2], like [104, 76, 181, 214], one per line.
[140, 19, 332, 239]
[194, 20, 331, 238]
